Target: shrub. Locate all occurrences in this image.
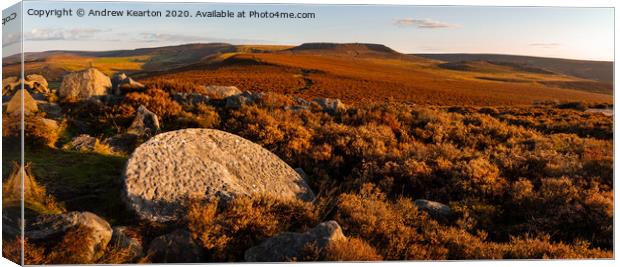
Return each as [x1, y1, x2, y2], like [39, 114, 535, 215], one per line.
[187, 195, 318, 261]
[124, 88, 182, 117]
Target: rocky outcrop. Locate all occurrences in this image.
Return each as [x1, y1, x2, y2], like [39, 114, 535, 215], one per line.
[110, 226, 144, 263]
[146, 230, 204, 263]
[25, 74, 49, 94]
[313, 97, 347, 113]
[111, 73, 144, 95]
[244, 221, 346, 262]
[59, 68, 112, 101]
[127, 105, 160, 138]
[225, 91, 263, 108]
[203, 85, 241, 100]
[6, 89, 38, 116]
[123, 129, 315, 223]
[414, 199, 452, 220]
[2, 75, 49, 95]
[26, 211, 113, 262]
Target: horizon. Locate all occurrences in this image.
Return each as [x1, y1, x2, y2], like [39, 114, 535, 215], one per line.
[2, 2, 614, 61]
[2, 41, 615, 63]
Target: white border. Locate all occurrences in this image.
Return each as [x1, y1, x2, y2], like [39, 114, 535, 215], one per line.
[0, 1, 617, 267]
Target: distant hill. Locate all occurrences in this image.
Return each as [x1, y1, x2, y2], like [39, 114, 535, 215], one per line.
[2, 42, 613, 105]
[415, 53, 613, 84]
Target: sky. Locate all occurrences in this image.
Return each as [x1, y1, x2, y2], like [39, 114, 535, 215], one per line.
[2, 1, 615, 61]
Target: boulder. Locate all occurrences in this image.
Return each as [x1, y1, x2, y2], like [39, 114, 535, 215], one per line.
[146, 230, 204, 263]
[123, 128, 315, 223]
[203, 85, 241, 100]
[6, 89, 38, 116]
[66, 134, 98, 152]
[25, 74, 49, 94]
[59, 68, 112, 101]
[313, 97, 347, 113]
[171, 92, 210, 106]
[414, 199, 452, 220]
[111, 73, 144, 95]
[244, 221, 346, 262]
[225, 91, 263, 109]
[26, 211, 113, 262]
[127, 105, 160, 138]
[110, 226, 143, 263]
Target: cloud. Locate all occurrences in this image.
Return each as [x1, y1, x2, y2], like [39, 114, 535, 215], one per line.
[395, 18, 460, 29]
[529, 43, 561, 48]
[24, 28, 106, 41]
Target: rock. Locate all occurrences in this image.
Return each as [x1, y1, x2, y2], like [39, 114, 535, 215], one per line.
[25, 74, 49, 94]
[26, 211, 113, 262]
[2, 76, 20, 95]
[313, 97, 347, 113]
[110, 226, 143, 263]
[103, 133, 138, 154]
[40, 118, 60, 132]
[127, 105, 160, 138]
[146, 230, 204, 263]
[6, 89, 38, 116]
[123, 129, 315, 223]
[203, 85, 241, 100]
[59, 68, 112, 101]
[66, 134, 98, 152]
[225, 91, 263, 109]
[171, 92, 210, 106]
[244, 221, 346, 262]
[112, 73, 144, 95]
[414, 199, 452, 219]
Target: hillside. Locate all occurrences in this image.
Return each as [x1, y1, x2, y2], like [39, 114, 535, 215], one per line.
[142, 43, 612, 106]
[3, 42, 613, 105]
[416, 53, 613, 84]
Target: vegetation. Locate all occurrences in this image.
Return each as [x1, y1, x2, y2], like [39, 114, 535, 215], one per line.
[3, 68, 613, 262]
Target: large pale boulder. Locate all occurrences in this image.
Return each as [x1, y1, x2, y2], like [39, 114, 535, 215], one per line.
[244, 221, 346, 262]
[123, 128, 315, 222]
[59, 68, 112, 101]
[26, 211, 113, 262]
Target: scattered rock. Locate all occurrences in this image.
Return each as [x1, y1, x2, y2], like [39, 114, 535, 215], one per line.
[146, 230, 204, 263]
[313, 97, 347, 113]
[59, 68, 112, 101]
[66, 134, 98, 152]
[225, 91, 263, 109]
[123, 129, 315, 223]
[2, 76, 19, 94]
[244, 221, 346, 262]
[127, 105, 160, 138]
[172, 92, 210, 106]
[110, 226, 144, 263]
[203, 85, 241, 100]
[414, 199, 452, 220]
[6, 89, 38, 116]
[25, 74, 50, 94]
[111, 73, 144, 95]
[26, 211, 113, 262]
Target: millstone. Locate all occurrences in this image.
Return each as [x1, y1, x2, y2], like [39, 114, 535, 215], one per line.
[123, 128, 315, 223]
